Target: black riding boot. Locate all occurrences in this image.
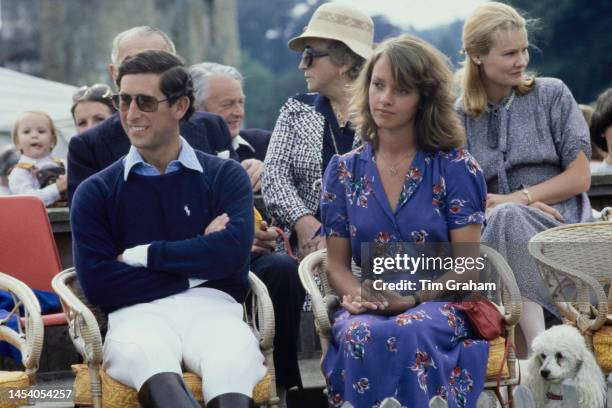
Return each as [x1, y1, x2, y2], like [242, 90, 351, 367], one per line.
[137, 372, 200, 408]
[206, 392, 255, 408]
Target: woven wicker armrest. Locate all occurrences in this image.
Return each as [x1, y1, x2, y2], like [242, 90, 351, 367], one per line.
[480, 245, 522, 327]
[246, 272, 275, 352]
[0, 271, 44, 382]
[298, 250, 333, 336]
[529, 240, 608, 332]
[51, 268, 104, 366]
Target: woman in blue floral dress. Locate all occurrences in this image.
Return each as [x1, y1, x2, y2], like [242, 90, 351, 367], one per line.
[319, 35, 490, 408]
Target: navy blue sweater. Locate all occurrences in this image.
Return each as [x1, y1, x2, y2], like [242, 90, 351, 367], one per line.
[70, 151, 254, 313]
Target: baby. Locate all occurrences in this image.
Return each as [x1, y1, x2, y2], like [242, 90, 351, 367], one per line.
[8, 111, 67, 207]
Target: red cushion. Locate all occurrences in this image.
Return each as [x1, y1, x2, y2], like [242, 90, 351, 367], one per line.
[20, 312, 66, 327]
[0, 196, 62, 292]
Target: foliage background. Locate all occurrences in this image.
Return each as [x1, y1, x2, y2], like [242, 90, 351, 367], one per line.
[238, 0, 611, 130]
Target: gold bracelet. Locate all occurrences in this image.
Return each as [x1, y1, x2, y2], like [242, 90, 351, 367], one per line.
[521, 188, 532, 205]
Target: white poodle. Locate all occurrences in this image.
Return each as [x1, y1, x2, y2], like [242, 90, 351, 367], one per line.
[525, 325, 606, 407]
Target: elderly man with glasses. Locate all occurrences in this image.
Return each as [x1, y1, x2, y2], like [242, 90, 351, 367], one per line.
[189, 62, 305, 403]
[71, 50, 265, 408]
[67, 26, 236, 204]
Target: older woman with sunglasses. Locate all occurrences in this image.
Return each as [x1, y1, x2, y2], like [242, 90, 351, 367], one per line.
[71, 84, 116, 134]
[262, 3, 374, 259]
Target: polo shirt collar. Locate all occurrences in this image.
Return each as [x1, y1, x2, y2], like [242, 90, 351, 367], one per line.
[123, 136, 203, 181]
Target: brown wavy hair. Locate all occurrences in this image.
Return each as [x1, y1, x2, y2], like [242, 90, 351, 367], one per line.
[591, 89, 612, 152]
[351, 34, 465, 151]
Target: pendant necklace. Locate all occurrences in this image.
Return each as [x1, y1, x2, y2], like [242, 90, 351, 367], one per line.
[331, 102, 347, 128]
[378, 150, 416, 177]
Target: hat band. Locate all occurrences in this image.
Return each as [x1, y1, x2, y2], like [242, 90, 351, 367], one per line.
[316, 10, 373, 34]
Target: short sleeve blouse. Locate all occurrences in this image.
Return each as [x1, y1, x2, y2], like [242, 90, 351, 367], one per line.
[320, 143, 487, 265]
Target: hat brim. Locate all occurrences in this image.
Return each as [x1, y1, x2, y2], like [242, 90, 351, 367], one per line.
[288, 32, 373, 60]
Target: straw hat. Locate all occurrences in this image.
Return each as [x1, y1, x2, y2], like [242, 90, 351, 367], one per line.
[288, 3, 374, 60]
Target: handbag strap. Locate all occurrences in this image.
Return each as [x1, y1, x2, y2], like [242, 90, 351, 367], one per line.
[272, 226, 295, 259]
[494, 335, 520, 407]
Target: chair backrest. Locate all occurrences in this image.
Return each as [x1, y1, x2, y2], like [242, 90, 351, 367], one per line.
[0, 196, 62, 292]
[530, 222, 612, 289]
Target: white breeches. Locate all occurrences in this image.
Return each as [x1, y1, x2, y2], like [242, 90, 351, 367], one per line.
[103, 287, 266, 403]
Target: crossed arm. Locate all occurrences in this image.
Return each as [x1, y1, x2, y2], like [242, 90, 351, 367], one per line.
[71, 164, 254, 310]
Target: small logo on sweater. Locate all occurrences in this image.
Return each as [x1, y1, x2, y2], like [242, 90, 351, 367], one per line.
[184, 205, 191, 216]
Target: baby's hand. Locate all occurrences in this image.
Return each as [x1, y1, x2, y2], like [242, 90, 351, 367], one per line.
[56, 175, 67, 193]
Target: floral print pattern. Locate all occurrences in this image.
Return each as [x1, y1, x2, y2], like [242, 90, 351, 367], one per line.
[319, 144, 488, 407]
[432, 177, 447, 215]
[353, 377, 370, 394]
[448, 367, 475, 408]
[386, 337, 397, 353]
[444, 148, 482, 176]
[409, 349, 438, 394]
[344, 321, 372, 360]
[411, 229, 429, 244]
[395, 310, 432, 326]
[440, 304, 469, 344]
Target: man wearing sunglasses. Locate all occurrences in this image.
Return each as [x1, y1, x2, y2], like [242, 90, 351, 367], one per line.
[67, 26, 237, 204]
[70, 50, 265, 408]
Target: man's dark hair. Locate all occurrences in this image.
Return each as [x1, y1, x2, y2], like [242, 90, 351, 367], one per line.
[116, 50, 194, 121]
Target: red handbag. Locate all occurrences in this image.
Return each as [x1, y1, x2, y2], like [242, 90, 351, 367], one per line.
[453, 297, 518, 407]
[452, 295, 504, 340]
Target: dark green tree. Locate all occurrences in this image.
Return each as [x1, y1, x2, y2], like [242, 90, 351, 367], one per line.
[508, 0, 612, 103]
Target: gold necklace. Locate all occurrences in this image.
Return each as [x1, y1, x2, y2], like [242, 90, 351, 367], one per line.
[377, 150, 416, 177]
[330, 102, 347, 127]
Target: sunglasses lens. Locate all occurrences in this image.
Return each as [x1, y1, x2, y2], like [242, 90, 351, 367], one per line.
[112, 94, 164, 112]
[136, 95, 158, 112]
[72, 86, 88, 102]
[90, 84, 112, 99]
[112, 94, 132, 110]
[302, 49, 313, 68]
[111, 94, 120, 109]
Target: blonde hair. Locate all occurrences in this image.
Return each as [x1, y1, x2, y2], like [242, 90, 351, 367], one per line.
[459, 2, 536, 117]
[12, 111, 58, 151]
[351, 35, 465, 152]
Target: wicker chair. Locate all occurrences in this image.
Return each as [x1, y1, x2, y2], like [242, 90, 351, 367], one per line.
[528, 220, 612, 373]
[0, 272, 44, 408]
[298, 247, 522, 406]
[0, 196, 66, 327]
[51, 268, 279, 408]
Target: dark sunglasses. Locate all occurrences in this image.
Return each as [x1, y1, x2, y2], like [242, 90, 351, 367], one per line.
[72, 83, 113, 103]
[301, 46, 330, 68]
[111, 93, 169, 113]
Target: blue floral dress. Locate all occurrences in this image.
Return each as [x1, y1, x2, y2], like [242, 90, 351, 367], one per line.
[320, 143, 490, 408]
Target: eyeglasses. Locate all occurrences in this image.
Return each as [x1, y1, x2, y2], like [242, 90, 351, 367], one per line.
[72, 84, 112, 103]
[111, 93, 169, 113]
[301, 46, 330, 68]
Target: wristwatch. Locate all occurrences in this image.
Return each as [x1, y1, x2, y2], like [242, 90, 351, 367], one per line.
[521, 188, 532, 205]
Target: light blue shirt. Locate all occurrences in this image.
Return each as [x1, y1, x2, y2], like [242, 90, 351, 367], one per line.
[121, 136, 206, 288]
[123, 136, 203, 181]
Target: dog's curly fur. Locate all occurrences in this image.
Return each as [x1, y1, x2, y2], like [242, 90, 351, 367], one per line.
[525, 325, 605, 407]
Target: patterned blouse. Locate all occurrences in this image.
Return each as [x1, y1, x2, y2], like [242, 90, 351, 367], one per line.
[320, 143, 488, 265]
[456, 77, 592, 223]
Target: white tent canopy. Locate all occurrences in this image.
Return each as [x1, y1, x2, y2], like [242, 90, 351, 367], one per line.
[0, 67, 77, 158]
